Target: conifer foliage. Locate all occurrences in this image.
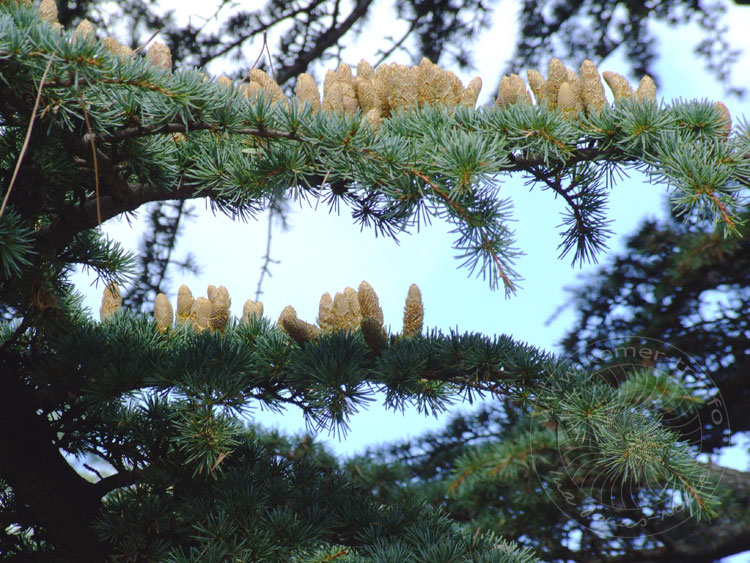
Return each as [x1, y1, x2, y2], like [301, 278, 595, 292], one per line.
[1, 1, 749, 560]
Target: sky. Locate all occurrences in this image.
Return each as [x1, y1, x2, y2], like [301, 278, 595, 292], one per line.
[72, 3, 750, 557]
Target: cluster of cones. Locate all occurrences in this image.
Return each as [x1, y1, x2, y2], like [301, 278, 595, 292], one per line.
[499, 58, 655, 116]
[100, 283, 240, 333]
[289, 59, 483, 126]
[36, 0, 172, 67]
[32, 0, 736, 132]
[276, 281, 423, 348]
[99, 281, 424, 347]
[224, 56, 663, 128]
[289, 56, 659, 125]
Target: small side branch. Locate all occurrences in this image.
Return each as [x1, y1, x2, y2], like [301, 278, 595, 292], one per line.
[84, 121, 299, 144]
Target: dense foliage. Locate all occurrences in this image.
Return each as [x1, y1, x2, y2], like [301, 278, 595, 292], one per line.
[47, 0, 746, 311]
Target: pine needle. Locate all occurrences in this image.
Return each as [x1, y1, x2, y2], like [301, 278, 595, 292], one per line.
[79, 92, 102, 225]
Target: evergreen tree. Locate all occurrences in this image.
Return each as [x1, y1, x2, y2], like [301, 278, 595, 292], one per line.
[1, 2, 749, 560]
[551, 209, 750, 560]
[558, 209, 750, 452]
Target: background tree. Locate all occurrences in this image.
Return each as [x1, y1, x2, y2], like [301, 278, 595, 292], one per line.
[2, 1, 750, 561]
[558, 210, 750, 450]
[296, 209, 750, 561]
[556, 209, 750, 559]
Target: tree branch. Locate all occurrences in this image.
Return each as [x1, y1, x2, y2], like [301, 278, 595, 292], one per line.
[93, 469, 138, 497]
[0, 353, 107, 559]
[83, 121, 299, 144]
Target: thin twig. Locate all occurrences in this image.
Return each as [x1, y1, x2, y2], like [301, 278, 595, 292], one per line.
[243, 31, 268, 83]
[254, 206, 280, 300]
[242, 30, 275, 84]
[79, 92, 102, 225]
[0, 56, 54, 220]
[374, 18, 419, 67]
[83, 463, 104, 481]
[193, 0, 230, 37]
[263, 31, 276, 79]
[133, 28, 161, 55]
[314, 169, 331, 211]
